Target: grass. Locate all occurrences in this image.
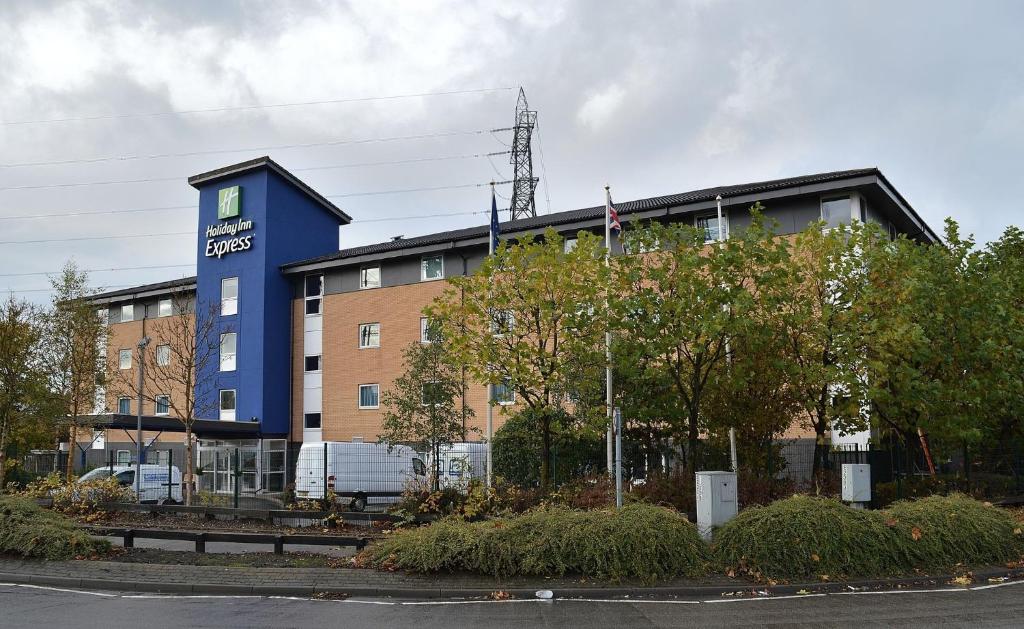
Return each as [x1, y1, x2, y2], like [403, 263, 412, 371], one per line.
[0, 495, 110, 560]
[711, 495, 906, 581]
[362, 502, 707, 583]
[885, 494, 1024, 569]
[712, 494, 1024, 581]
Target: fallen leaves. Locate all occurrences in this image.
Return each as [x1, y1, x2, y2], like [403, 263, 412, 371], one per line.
[911, 527, 922, 541]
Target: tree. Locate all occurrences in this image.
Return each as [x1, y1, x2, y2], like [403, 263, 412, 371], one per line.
[427, 229, 608, 489]
[983, 226, 1024, 444]
[611, 210, 790, 473]
[41, 263, 105, 479]
[0, 296, 54, 487]
[379, 337, 475, 490]
[774, 221, 879, 473]
[860, 221, 1000, 452]
[108, 291, 219, 504]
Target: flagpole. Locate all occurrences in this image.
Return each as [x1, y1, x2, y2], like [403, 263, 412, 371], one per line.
[717, 194, 738, 473]
[486, 183, 495, 490]
[604, 186, 614, 480]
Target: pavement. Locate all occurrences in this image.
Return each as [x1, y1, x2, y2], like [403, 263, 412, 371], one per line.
[5, 580, 1024, 628]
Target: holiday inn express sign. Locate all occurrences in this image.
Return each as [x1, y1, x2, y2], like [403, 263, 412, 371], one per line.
[205, 185, 255, 258]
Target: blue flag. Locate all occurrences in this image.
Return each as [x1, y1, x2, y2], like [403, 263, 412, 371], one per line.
[489, 188, 500, 254]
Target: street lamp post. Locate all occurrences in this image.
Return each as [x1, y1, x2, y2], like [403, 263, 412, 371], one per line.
[136, 336, 151, 504]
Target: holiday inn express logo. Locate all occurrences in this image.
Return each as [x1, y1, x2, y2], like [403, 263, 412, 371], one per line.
[218, 185, 241, 220]
[206, 184, 253, 258]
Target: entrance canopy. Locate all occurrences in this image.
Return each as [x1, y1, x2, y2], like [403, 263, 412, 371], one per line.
[82, 414, 268, 439]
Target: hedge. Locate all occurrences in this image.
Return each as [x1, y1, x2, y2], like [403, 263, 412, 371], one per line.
[0, 496, 110, 560]
[363, 502, 707, 583]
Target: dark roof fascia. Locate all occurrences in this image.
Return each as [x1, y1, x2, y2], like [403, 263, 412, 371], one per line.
[188, 156, 353, 224]
[281, 170, 892, 275]
[87, 277, 197, 305]
[872, 171, 940, 244]
[87, 413, 264, 437]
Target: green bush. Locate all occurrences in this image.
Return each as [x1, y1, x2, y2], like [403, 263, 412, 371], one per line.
[712, 495, 906, 580]
[886, 494, 1024, 569]
[0, 496, 110, 560]
[362, 502, 708, 583]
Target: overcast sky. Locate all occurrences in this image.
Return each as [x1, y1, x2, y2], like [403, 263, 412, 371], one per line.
[1, 0, 1022, 302]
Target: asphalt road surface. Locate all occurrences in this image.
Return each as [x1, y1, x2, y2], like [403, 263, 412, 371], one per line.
[4, 582, 1024, 628]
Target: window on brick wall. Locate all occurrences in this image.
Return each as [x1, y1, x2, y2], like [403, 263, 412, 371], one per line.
[359, 323, 380, 348]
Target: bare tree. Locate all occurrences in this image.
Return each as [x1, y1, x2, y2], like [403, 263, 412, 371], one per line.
[42, 263, 105, 480]
[109, 291, 220, 505]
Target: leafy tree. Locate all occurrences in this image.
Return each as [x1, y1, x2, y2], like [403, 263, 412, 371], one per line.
[774, 221, 879, 472]
[108, 292, 220, 504]
[41, 263, 105, 479]
[379, 337, 474, 490]
[611, 210, 789, 472]
[860, 221, 1000, 451]
[427, 229, 608, 489]
[0, 296, 55, 487]
[982, 226, 1024, 443]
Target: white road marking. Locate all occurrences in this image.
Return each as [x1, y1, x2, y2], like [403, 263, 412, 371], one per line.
[968, 579, 1024, 591]
[702, 593, 828, 603]
[0, 583, 117, 597]
[4, 577, 1023, 605]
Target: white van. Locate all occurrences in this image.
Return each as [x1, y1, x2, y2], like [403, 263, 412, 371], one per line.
[78, 465, 183, 504]
[294, 442, 426, 511]
[426, 443, 488, 489]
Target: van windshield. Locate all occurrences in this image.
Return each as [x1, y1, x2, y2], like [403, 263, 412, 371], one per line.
[79, 468, 113, 482]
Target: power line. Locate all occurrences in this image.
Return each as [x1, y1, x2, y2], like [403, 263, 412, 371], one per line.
[0, 201, 505, 241]
[0, 151, 512, 192]
[0, 204, 195, 222]
[1, 87, 516, 126]
[0, 229, 194, 243]
[4, 284, 138, 295]
[326, 180, 511, 199]
[0, 263, 196, 278]
[0, 128, 505, 169]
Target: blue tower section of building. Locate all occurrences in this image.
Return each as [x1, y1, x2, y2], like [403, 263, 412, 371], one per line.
[189, 157, 350, 436]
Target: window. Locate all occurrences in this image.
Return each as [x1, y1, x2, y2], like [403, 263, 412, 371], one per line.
[115, 450, 131, 465]
[821, 196, 852, 230]
[120, 304, 134, 322]
[304, 274, 323, 315]
[220, 332, 237, 372]
[118, 349, 132, 370]
[490, 309, 515, 336]
[117, 397, 131, 414]
[303, 412, 322, 429]
[420, 317, 440, 344]
[359, 323, 380, 348]
[221, 277, 238, 316]
[413, 458, 426, 476]
[358, 384, 379, 409]
[155, 394, 170, 415]
[114, 470, 135, 486]
[696, 213, 728, 243]
[494, 380, 515, 405]
[219, 389, 236, 421]
[421, 255, 444, 281]
[304, 355, 321, 372]
[155, 344, 170, 367]
[158, 298, 172, 317]
[360, 266, 381, 289]
[563, 237, 578, 253]
[421, 382, 444, 406]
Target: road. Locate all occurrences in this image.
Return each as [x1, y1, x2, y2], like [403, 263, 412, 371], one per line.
[4, 582, 1024, 628]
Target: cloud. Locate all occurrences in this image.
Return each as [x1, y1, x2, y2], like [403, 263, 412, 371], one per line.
[0, 0, 1022, 302]
[577, 84, 626, 131]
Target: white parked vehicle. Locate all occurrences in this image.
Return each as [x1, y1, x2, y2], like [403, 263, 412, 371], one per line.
[78, 464, 183, 504]
[425, 443, 488, 489]
[294, 442, 426, 511]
